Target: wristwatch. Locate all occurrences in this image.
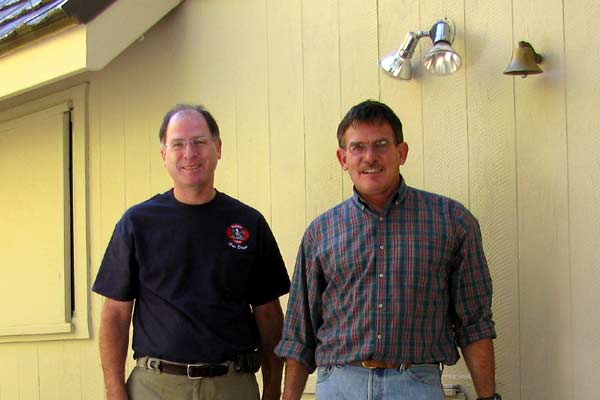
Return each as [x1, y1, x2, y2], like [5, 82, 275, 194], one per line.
[477, 394, 501, 400]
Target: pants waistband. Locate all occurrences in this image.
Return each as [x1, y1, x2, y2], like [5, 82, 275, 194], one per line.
[137, 356, 233, 379]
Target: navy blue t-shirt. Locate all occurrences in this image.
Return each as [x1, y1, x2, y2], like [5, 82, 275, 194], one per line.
[93, 190, 290, 363]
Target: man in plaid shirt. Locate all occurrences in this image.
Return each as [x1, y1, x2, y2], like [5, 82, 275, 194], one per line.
[276, 100, 499, 400]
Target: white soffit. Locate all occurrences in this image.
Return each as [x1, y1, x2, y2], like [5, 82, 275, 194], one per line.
[0, 0, 182, 101]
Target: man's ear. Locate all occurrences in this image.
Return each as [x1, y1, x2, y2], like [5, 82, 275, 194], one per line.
[398, 142, 409, 165]
[336, 148, 348, 170]
[216, 138, 222, 160]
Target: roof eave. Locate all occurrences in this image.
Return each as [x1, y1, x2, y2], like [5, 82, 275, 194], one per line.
[0, 0, 182, 102]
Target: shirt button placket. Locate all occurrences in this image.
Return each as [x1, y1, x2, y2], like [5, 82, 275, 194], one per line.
[376, 214, 386, 351]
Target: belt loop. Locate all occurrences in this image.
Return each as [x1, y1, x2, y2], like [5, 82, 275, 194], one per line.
[399, 362, 413, 371]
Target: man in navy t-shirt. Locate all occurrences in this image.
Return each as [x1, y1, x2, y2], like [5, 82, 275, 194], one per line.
[93, 104, 290, 400]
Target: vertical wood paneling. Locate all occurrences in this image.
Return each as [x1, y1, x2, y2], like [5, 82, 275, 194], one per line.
[564, 1, 600, 398]
[0, 347, 18, 399]
[513, 0, 570, 399]
[378, 0, 424, 188]
[171, 0, 239, 197]
[302, 0, 342, 222]
[420, 0, 469, 206]
[464, 1, 519, 399]
[338, 0, 379, 198]
[86, 75, 108, 400]
[267, 0, 306, 279]
[121, 44, 153, 208]
[0, 345, 39, 399]
[231, 0, 271, 215]
[38, 343, 83, 400]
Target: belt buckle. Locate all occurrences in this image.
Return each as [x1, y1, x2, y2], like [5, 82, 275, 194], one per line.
[146, 357, 160, 371]
[187, 364, 206, 379]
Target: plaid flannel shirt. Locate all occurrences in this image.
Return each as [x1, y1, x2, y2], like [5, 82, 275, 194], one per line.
[275, 177, 495, 372]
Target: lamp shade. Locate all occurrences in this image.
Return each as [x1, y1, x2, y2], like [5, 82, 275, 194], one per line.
[380, 50, 412, 80]
[423, 41, 462, 75]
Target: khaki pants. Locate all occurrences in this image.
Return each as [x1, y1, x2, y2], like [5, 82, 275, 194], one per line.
[126, 365, 260, 400]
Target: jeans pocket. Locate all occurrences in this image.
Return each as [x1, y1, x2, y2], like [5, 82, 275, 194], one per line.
[316, 366, 335, 384]
[405, 365, 442, 386]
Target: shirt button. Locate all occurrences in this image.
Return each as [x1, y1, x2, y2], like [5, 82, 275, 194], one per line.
[379, 245, 384, 250]
[377, 334, 382, 340]
[379, 217, 383, 222]
[379, 273, 384, 278]
[378, 303, 383, 309]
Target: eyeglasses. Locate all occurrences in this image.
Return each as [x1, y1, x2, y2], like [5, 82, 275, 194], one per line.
[164, 138, 211, 152]
[346, 139, 394, 156]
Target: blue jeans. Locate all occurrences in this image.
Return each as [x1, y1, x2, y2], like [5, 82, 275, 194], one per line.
[315, 364, 445, 400]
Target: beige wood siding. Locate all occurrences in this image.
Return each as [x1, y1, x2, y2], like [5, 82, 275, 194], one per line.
[0, 0, 598, 398]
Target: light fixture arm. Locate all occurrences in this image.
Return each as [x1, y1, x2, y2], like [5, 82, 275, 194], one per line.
[397, 30, 430, 60]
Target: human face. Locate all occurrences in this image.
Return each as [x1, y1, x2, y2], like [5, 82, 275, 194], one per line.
[336, 121, 408, 210]
[161, 110, 222, 197]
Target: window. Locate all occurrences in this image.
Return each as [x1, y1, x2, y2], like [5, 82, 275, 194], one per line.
[0, 84, 89, 342]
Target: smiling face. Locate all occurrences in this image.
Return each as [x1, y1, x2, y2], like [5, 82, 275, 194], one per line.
[161, 110, 222, 203]
[337, 121, 409, 210]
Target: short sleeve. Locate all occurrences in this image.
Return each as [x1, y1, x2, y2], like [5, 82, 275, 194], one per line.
[92, 217, 139, 301]
[247, 216, 290, 306]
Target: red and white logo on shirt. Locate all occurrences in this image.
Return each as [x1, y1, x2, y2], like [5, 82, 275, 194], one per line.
[226, 224, 250, 249]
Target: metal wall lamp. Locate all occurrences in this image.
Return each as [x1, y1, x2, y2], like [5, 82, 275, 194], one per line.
[503, 41, 543, 78]
[380, 18, 462, 80]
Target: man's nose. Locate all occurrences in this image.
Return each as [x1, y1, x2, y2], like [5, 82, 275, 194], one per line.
[183, 142, 195, 157]
[363, 145, 377, 161]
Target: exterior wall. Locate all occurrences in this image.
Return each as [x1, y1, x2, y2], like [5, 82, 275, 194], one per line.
[0, 0, 598, 398]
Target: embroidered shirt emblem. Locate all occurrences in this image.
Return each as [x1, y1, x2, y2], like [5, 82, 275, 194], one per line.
[226, 224, 250, 250]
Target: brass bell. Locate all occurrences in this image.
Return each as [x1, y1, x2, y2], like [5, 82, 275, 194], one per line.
[503, 41, 543, 78]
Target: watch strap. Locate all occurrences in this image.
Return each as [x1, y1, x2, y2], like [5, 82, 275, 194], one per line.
[477, 394, 501, 400]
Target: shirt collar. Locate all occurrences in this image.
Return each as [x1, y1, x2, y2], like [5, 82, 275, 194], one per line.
[352, 175, 408, 213]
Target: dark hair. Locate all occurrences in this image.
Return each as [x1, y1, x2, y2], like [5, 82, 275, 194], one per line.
[336, 100, 403, 147]
[159, 104, 220, 144]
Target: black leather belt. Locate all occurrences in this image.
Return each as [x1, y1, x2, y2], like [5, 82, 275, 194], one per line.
[137, 357, 231, 379]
